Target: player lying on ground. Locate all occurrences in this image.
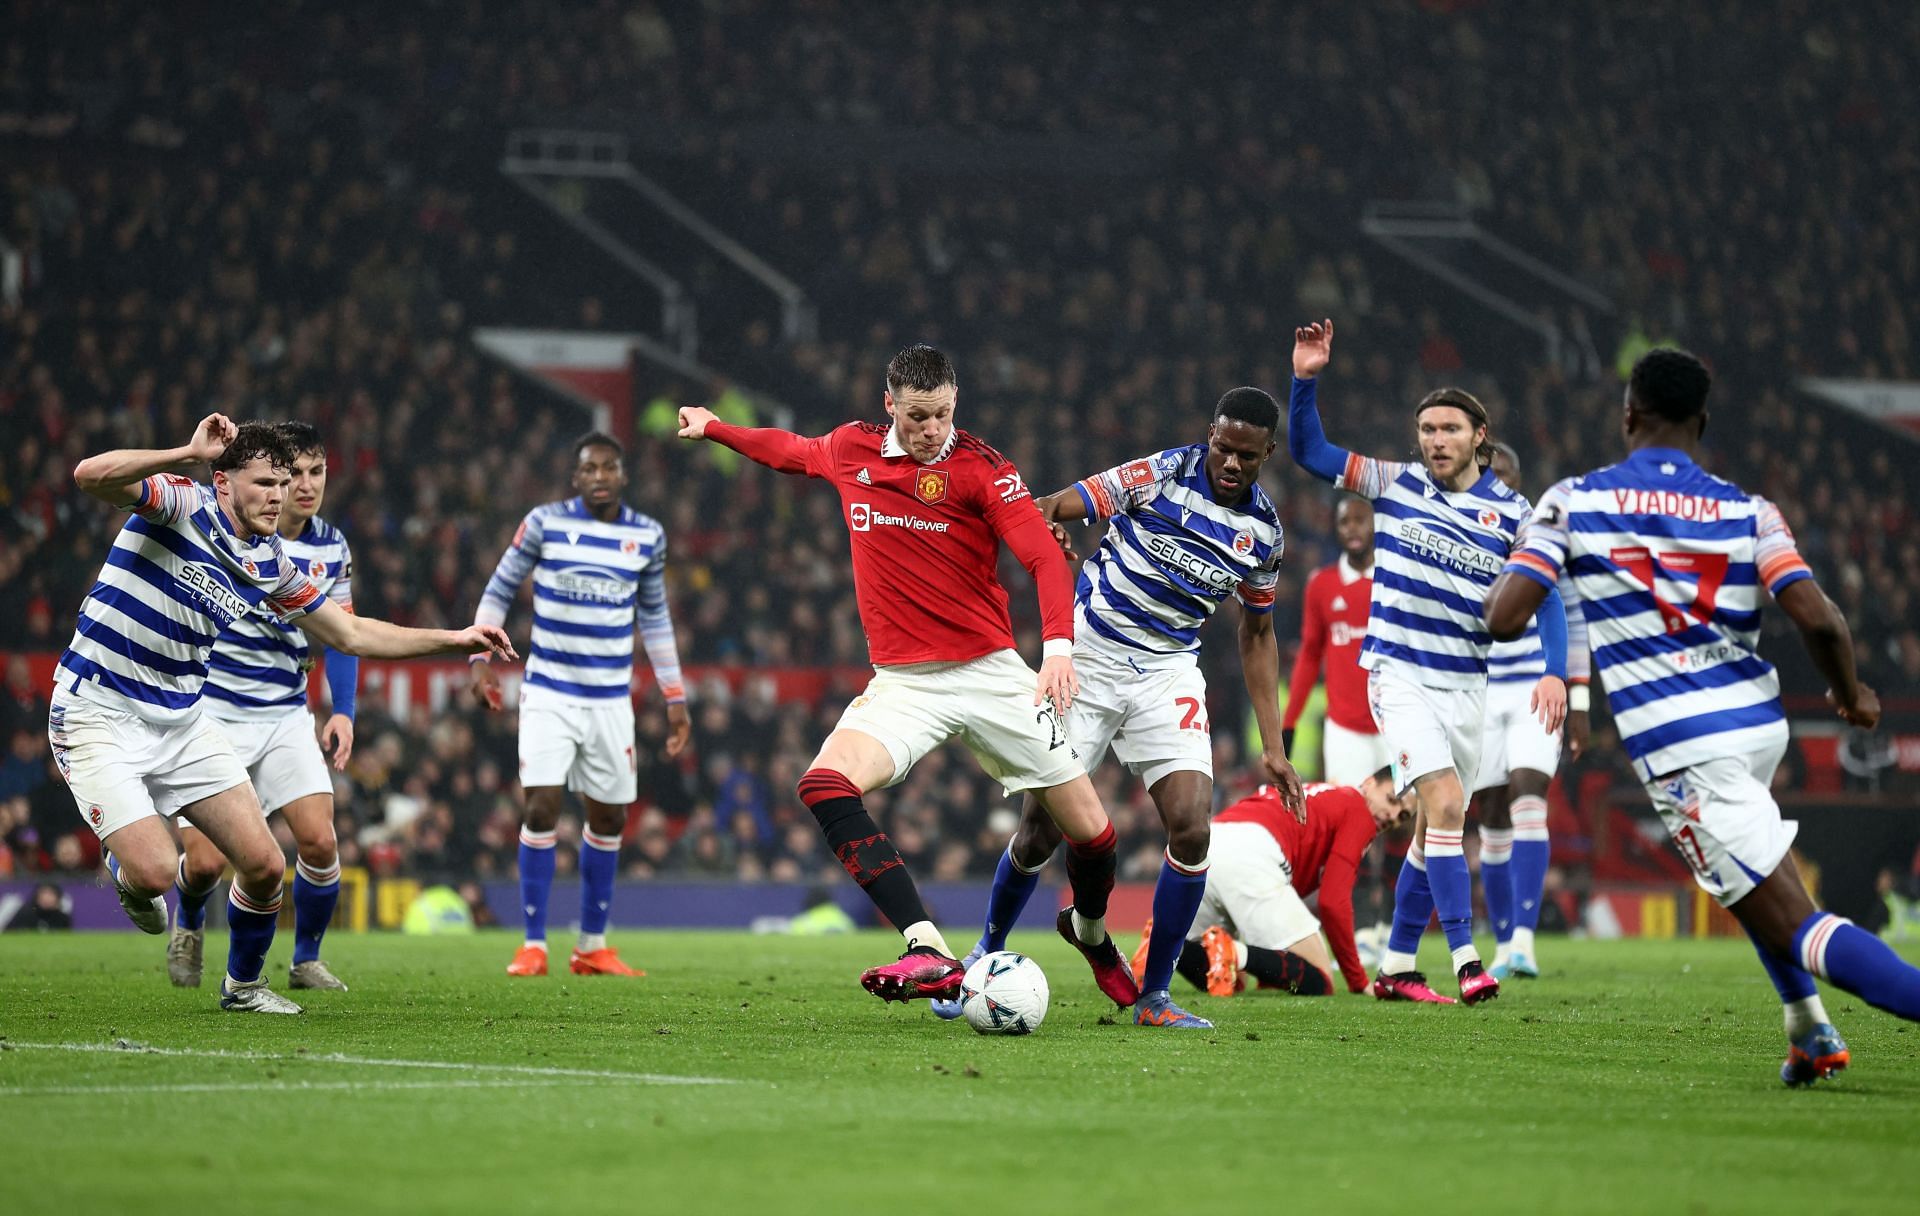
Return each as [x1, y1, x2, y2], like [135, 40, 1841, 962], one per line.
[1487, 347, 1920, 1086]
[1284, 494, 1392, 785]
[471, 431, 691, 979]
[931, 386, 1306, 1030]
[169, 423, 359, 992]
[1470, 441, 1589, 981]
[678, 345, 1136, 1007]
[1287, 318, 1568, 1005]
[52, 416, 513, 1013]
[1139, 773, 1410, 998]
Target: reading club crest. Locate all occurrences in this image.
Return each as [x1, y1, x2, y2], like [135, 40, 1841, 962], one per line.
[914, 469, 949, 506]
[1478, 509, 1500, 528]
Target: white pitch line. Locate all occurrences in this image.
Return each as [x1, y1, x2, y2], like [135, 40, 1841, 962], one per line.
[2, 1078, 592, 1098]
[1, 1040, 739, 1086]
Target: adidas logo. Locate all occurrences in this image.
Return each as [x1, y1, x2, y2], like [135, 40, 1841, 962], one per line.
[856, 468, 873, 485]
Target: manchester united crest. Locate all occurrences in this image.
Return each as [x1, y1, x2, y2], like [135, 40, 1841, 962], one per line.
[914, 469, 949, 506]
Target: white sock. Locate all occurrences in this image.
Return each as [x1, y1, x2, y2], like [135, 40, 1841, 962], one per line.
[1492, 941, 1512, 966]
[903, 920, 953, 957]
[1234, 940, 1250, 968]
[522, 939, 548, 953]
[1784, 995, 1830, 1039]
[1070, 910, 1106, 947]
[1380, 949, 1419, 976]
[576, 932, 607, 954]
[1450, 943, 1481, 971]
[1510, 926, 1536, 958]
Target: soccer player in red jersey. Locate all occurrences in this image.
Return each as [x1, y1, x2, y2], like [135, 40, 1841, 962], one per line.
[1283, 495, 1388, 784]
[676, 345, 1136, 1007]
[1168, 774, 1410, 999]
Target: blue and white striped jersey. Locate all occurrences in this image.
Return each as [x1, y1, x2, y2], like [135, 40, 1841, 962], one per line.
[477, 497, 682, 707]
[1335, 454, 1530, 689]
[1487, 629, 1543, 684]
[55, 475, 325, 724]
[1507, 447, 1811, 779]
[201, 515, 354, 716]
[1070, 444, 1283, 658]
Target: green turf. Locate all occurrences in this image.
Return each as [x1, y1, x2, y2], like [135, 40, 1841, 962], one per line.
[3, 931, 1918, 1215]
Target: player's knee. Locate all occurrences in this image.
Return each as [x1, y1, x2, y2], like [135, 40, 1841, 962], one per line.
[1165, 815, 1210, 867]
[523, 790, 563, 831]
[294, 818, 338, 869]
[1010, 806, 1061, 870]
[120, 850, 179, 896]
[181, 837, 225, 888]
[233, 845, 286, 890]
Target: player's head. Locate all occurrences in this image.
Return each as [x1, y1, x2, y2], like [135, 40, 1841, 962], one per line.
[210, 422, 296, 539]
[277, 421, 328, 530]
[1358, 767, 1413, 829]
[1204, 387, 1279, 502]
[1486, 440, 1521, 493]
[1624, 347, 1711, 444]
[570, 430, 626, 512]
[883, 344, 958, 464]
[1334, 494, 1373, 559]
[1413, 387, 1491, 485]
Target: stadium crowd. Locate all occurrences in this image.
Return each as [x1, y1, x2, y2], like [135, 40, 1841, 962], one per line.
[3, 0, 1918, 888]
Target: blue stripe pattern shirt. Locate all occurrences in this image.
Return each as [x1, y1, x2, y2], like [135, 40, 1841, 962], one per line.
[201, 515, 354, 716]
[1505, 447, 1812, 779]
[1070, 444, 1283, 659]
[1334, 452, 1530, 689]
[478, 498, 675, 706]
[56, 476, 325, 724]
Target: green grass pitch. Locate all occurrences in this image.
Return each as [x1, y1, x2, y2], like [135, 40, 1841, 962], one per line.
[3, 931, 1918, 1215]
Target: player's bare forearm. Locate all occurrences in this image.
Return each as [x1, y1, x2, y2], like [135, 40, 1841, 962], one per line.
[1486, 570, 1548, 641]
[1036, 489, 1088, 524]
[1239, 609, 1286, 754]
[74, 412, 234, 504]
[1777, 579, 1878, 724]
[299, 602, 517, 662]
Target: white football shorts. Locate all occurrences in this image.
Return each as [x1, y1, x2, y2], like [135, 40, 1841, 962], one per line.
[1066, 646, 1213, 789]
[186, 707, 334, 821]
[1473, 678, 1562, 791]
[1367, 667, 1484, 797]
[519, 697, 639, 805]
[834, 649, 1085, 796]
[1641, 738, 1794, 907]
[1188, 821, 1322, 951]
[1323, 718, 1391, 787]
[48, 690, 250, 842]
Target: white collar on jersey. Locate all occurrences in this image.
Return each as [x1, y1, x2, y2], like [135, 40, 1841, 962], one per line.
[1338, 553, 1372, 584]
[881, 424, 958, 464]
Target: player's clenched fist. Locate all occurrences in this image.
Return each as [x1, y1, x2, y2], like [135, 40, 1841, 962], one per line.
[677, 406, 716, 440]
[187, 413, 238, 462]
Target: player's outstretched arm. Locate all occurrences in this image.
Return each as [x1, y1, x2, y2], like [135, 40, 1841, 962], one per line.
[1563, 578, 1593, 758]
[1777, 579, 1880, 728]
[73, 413, 234, 507]
[1286, 320, 1354, 484]
[1240, 606, 1305, 820]
[679, 406, 820, 476]
[298, 600, 517, 662]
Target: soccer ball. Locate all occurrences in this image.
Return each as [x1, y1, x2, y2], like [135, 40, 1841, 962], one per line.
[959, 950, 1049, 1035]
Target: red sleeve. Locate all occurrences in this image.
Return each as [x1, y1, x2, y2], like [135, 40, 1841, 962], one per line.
[984, 472, 1075, 645]
[706, 422, 835, 478]
[1320, 811, 1376, 993]
[1283, 572, 1327, 730]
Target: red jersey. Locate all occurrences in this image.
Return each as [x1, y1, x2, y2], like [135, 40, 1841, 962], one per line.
[1215, 782, 1379, 993]
[1284, 556, 1376, 735]
[707, 420, 1073, 666]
